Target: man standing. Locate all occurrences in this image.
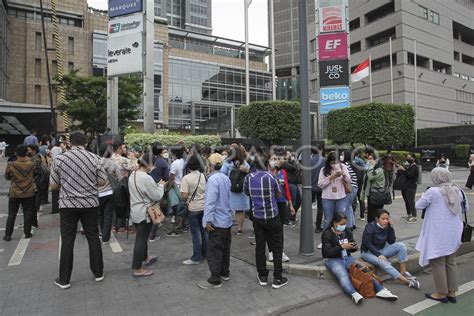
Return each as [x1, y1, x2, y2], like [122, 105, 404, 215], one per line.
[311, 146, 325, 233]
[112, 142, 133, 233]
[198, 153, 233, 289]
[3, 145, 37, 241]
[244, 155, 288, 289]
[23, 129, 39, 146]
[50, 132, 107, 289]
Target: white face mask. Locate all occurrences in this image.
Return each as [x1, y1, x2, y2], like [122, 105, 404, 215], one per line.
[340, 155, 344, 162]
[163, 153, 169, 159]
[270, 160, 278, 169]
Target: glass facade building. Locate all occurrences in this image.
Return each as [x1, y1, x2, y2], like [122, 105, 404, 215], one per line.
[0, 2, 8, 100]
[154, 0, 212, 35]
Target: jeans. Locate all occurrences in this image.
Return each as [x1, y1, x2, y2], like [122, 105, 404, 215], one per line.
[361, 242, 408, 279]
[207, 227, 231, 285]
[59, 207, 103, 283]
[384, 170, 394, 188]
[132, 221, 152, 269]
[343, 187, 358, 228]
[253, 216, 283, 280]
[402, 188, 417, 217]
[321, 198, 346, 230]
[5, 197, 35, 238]
[277, 202, 290, 225]
[312, 191, 323, 229]
[288, 183, 301, 220]
[188, 211, 208, 262]
[98, 195, 114, 242]
[325, 256, 384, 296]
[356, 188, 365, 219]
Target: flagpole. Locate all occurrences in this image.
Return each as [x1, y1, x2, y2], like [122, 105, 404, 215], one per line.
[389, 37, 393, 103]
[414, 39, 418, 148]
[245, 0, 251, 105]
[369, 54, 372, 102]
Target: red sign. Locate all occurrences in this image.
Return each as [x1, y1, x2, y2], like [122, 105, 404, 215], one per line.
[319, 5, 346, 33]
[318, 33, 348, 60]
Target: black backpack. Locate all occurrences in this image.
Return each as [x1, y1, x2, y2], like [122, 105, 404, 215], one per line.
[113, 177, 130, 219]
[229, 163, 246, 193]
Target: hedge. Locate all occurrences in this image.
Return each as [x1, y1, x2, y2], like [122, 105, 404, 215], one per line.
[377, 150, 421, 164]
[454, 144, 470, 160]
[124, 133, 222, 149]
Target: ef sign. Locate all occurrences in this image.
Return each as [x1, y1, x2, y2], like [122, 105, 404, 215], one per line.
[318, 33, 348, 61]
[319, 60, 349, 87]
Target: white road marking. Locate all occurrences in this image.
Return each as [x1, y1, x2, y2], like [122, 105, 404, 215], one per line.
[0, 248, 4, 253]
[0, 226, 18, 231]
[7, 236, 30, 266]
[403, 280, 474, 314]
[108, 234, 123, 253]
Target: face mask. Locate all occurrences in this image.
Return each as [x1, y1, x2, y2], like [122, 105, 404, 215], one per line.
[270, 160, 278, 169]
[340, 155, 344, 162]
[163, 153, 169, 159]
[222, 155, 228, 160]
[407, 159, 413, 164]
[336, 225, 346, 232]
[250, 155, 255, 161]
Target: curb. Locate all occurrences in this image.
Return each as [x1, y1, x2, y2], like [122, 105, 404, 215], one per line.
[284, 241, 474, 279]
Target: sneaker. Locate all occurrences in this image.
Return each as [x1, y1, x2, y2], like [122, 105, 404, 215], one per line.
[317, 243, 323, 249]
[257, 275, 268, 286]
[247, 234, 255, 239]
[406, 217, 418, 224]
[102, 241, 109, 245]
[268, 252, 274, 262]
[95, 274, 105, 282]
[25, 234, 32, 239]
[179, 226, 189, 233]
[3, 236, 11, 241]
[54, 278, 71, 290]
[376, 288, 398, 301]
[149, 235, 160, 242]
[283, 222, 296, 228]
[272, 277, 288, 289]
[282, 252, 290, 262]
[166, 231, 181, 237]
[352, 292, 364, 305]
[235, 230, 243, 236]
[18, 223, 24, 228]
[401, 215, 410, 219]
[171, 216, 176, 224]
[182, 259, 200, 265]
[220, 275, 230, 281]
[314, 227, 323, 233]
[402, 271, 417, 280]
[198, 281, 222, 289]
[409, 279, 421, 290]
[358, 217, 366, 221]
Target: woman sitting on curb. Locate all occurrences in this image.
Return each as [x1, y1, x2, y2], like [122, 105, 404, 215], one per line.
[361, 209, 421, 289]
[322, 212, 398, 305]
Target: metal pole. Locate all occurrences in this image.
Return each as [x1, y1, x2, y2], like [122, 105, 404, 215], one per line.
[369, 53, 373, 102]
[230, 105, 235, 138]
[143, 0, 155, 133]
[389, 37, 393, 104]
[269, 0, 276, 101]
[39, 0, 57, 136]
[414, 39, 418, 147]
[245, 0, 251, 105]
[298, 0, 314, 256]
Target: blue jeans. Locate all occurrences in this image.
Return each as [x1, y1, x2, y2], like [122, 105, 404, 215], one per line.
[188, 211, 208, 262]
[343, 187, 358, 228]
[325, 256, 384, 296]
[361, 242, 408, 279]
[322, 198, 346, 230]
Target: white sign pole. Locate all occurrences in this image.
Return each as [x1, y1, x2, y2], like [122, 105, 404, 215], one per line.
[143, 0, 155, 133]
[107, 77, 119, 134]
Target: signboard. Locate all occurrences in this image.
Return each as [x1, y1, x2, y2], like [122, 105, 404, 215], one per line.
[108, 13, 143, 38]
[107, 33, 142, 76]
[318, 33, 347, 60]
[109, 0, 143, 18]
[318, 0, 347, 8]
[319, 60, 349, 86]
[320, 87, 350, 114]
[319, 5, 346, 33]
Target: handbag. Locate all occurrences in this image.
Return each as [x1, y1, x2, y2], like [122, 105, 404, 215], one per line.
[392, 172, 407, 191]
[461, 190, 472, 243]
[339, 163, 352, 194]
[368, 186, 392, 205]
[133, 172, 166, 225]
[176, 172, 203, 216]
[349, 263, 383, 299]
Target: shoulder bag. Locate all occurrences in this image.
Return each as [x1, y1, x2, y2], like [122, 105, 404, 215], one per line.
[349, 263, 383, 299]
[461, 190, 472, 243]
[340, 164, 352, 194]
[133, 172, 165, 225]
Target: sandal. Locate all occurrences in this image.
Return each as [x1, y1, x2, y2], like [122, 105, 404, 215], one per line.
[133, 270, 154, 278]
[144, 257, 158, 266]
[425, 293, 448, 303]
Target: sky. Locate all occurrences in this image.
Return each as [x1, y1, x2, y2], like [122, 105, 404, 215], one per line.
[87, 0, 269, 46]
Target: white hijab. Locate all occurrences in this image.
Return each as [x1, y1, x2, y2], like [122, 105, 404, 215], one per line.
[431, 167, 461, 215]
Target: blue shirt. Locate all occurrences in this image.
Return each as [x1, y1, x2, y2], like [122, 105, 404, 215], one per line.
[221, 160, 250, 211]
[149, 157, 169, 183]
[203, 171, 233, 229]
[244, 170, 281, 220]
[24, 135, 38, 146]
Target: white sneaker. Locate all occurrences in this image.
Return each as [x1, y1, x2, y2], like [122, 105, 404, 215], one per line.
[171, 216, 176, 224]
[268, 252, 274, 262]
[352, 292, 364, 305]
[95, 274, 105, 282]
[317, 243, 323, 249]
[376, 288, 398, 301]
[282, 252, 290, 262]
[182, 259, 200, 265]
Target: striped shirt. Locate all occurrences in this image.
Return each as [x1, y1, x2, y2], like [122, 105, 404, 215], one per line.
[50, 146, 107, 209]
[243, 170, 281, 220]
[344, 162, 358, 189]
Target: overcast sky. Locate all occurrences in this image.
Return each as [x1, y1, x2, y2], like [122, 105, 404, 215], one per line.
[87, 0, 269, 46]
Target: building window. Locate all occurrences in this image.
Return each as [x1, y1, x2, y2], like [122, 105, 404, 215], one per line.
[350, 41, 361, 54]
[365, 0, 394, 23]
[310, 59, 317, 73]
[35, 85, 41, 104]
[371, 54, 397, 71]
[366, 27, 395, 48]
[52, 60, 57, 76]
[349, 18, 360, 31]
[311, 79, 317, 93]
[68, 62, 74, 73]
[430, 11, 440, 24]
[420, 6, 428, 19]
[35, 59, 41, 78]
[310, 39, 316, 54]
[433, 60, 451, 74]
[35, 32, 42, 51]
[454, 72, 460, 78]
[68, 37, 74, 55]
[461, 74, 469, 80]
[462, 54, 474, 66]
[454, 51, 460, 61]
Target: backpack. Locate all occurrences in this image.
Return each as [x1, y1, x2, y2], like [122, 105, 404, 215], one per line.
[229, 162, 246, 193]
[36, 163, 50, 188]
[113, 177, 130, 219]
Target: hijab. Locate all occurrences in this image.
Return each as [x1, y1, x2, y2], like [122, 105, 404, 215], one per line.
[431, 167, 461, 214]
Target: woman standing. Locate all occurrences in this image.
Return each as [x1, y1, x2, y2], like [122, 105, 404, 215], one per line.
[436, 153, 450, 171]
[398, 153, 419, 224]
[360, 153, 386, 223]
[465, 154, 474, 189]
[128, 153, 165, 277]
[340, 150, 358, 230]
[415, 168, 465, 303]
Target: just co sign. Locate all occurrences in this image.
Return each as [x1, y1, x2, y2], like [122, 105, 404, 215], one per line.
[319, 59, 349, 87]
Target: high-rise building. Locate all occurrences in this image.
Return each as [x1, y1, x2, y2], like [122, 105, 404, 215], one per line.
[154, 0, 212, 35]
[0, 0, 8, 100]
[272, 0, 474, 128]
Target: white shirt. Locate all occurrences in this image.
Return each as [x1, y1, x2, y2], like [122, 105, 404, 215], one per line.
[128, 170, 164, 224]
[170, 158, 185, 186]
[0, 142, 7, 150]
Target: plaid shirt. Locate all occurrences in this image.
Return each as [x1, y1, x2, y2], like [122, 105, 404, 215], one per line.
[243, 170, 281, 220]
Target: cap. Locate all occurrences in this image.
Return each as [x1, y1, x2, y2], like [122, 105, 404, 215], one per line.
[208, 153, 223, 166]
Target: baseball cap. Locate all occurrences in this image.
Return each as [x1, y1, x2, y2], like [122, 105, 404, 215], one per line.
[208, 153, 223, 166]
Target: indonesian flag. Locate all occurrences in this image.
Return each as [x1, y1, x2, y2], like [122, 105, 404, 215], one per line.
[351, 58, 370, 82]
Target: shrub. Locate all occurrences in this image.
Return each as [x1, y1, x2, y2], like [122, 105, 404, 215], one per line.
[454, 144, 470, 160]
[125, 133, 222, 149]
[377, 150, 421, 164]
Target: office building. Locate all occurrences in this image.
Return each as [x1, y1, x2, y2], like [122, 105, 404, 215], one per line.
[272, 0, 474, 128]
[0, 0, 8, 100]
[154, 0, 213, 35]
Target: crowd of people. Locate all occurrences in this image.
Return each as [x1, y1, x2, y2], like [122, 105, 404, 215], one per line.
[1, 131, 469, 306]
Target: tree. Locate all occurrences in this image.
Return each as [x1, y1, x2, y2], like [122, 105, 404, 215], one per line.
[237, 100, 301, 146]
[57, 70, 141, 137]
[327, 102, 415, 147]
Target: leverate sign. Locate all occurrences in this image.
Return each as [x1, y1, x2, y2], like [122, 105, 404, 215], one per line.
[320, 87, 350, 114]
[107, 33, 143, 76]
[109, 0, 143, 18]
[318, 33, 348, 60]
[319, 5, 346, 33]
[108, 13, 143, 38]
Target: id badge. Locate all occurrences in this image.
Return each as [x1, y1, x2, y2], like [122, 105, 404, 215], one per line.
[332, 186, 337, 193]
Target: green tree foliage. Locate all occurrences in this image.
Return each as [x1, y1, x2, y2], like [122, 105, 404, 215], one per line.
[125, 133, 221, 149]
[327, 103, 415, 147]
[57, 70, 141, 136]
[237, 101, 301, 144]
